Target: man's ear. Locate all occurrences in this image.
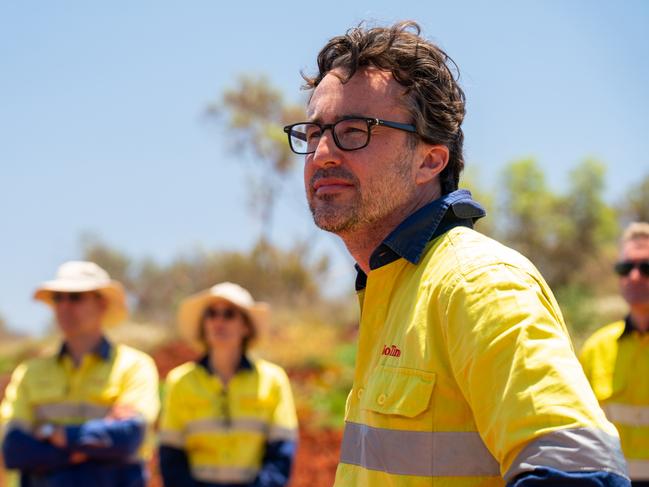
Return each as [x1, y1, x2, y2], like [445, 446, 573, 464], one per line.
[414, 144, 449, 185]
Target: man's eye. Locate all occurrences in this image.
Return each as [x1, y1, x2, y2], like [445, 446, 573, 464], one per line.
[342, 127, 366, 134]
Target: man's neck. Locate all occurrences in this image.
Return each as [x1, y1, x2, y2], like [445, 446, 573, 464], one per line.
[64, 333, 104, 366]
[630, 306, 649, 333]
[340, 226, 394, 275]
[341, 191, 440, 274]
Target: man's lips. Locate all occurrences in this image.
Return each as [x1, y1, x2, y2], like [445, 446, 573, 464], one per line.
[312, 178, 354, 195]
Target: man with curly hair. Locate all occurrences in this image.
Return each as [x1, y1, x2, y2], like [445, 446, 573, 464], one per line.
[284, 21, 629, 486]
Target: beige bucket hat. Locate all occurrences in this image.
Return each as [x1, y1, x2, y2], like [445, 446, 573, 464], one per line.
[33, 261, 128, 327]
[178, 282, 269, 348]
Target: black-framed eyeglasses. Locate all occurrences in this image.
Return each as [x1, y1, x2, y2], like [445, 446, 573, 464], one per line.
[203, 307, 239, 321]
[283, 117, 418, 155]
[614, 260, 649, 277]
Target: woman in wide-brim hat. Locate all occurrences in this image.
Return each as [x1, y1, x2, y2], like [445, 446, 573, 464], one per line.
[159, 282, 298, 487]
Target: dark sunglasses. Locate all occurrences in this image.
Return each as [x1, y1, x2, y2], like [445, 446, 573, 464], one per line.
[203, 307, 238, 320]
[51, 292, 95, 304]
[614, 260, 649, 277]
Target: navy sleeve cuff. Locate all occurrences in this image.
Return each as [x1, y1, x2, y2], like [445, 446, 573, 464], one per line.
[159, 445, 196, 487]
[2, 427, 71, 472]
[252, 440, 297, 487]
[508, 467, 630, 487]
[65, 417, 145, 459]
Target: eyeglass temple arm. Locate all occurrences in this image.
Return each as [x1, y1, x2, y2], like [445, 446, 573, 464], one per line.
[375, 119, 417, 133]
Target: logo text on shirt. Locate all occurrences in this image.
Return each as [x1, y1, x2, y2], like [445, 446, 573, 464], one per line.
[382, 344, 401, 358]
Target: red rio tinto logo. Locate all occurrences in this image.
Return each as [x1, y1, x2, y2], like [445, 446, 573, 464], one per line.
[382, 344, 401, 357]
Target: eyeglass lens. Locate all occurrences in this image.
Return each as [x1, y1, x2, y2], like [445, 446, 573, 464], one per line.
[614, 260, 649, 277]
[52, 292, 87, 303]
[288, 119, 370, 154]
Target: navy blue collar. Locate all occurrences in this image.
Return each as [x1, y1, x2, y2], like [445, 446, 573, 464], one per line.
[356, 189, 486, 290]
[620, 315, 647, 338]
[58, 335, 112, 362]
[198, 353, 254, 375]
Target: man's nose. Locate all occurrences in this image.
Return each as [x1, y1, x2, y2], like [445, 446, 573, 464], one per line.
[628, 266, 644, 281]
[309, 130, 342, 168]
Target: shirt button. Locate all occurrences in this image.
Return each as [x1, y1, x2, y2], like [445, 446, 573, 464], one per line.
[377, 394, 386, 405]
[357, 388, 364, 399]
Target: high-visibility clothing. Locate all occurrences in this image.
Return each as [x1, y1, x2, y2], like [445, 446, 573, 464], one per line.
[335, 190, 628, 486]
[0, 337, 160, 487]
[159, 355, 298, 486]
[580, 319, 649, 481]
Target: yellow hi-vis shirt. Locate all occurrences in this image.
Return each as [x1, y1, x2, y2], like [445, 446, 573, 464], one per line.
[159, 356, 298, 485]
[580, 320, 649, 481]
[335, 226, 626, 487]
[0, 340, 160, 461]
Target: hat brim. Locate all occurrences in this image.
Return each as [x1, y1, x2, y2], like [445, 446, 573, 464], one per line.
[178, 291, 269, 349]
[34, 280, 128, 327]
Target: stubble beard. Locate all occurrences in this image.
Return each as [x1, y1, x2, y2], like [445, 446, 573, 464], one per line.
[623, 283, 649, 306]
[308, 156, 415, 236]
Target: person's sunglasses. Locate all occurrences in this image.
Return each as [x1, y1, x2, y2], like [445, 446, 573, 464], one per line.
[203, 307, 238, 320]
[51, 292, 93, 304]
[614, 260, 649, 277]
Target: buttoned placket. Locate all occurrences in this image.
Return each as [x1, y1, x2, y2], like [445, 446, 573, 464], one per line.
[353, 260, 404, 400]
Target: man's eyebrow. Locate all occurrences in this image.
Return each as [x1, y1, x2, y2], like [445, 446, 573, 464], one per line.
[307, 113, 368, 123]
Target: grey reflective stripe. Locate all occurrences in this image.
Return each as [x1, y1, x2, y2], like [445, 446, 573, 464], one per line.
[605, 403, 649, 426]
[192, 465, 258, 484]
[268, 425, 298, 442]
[627, 460, 649, 481]
[1, 419, 32, 441]
[339, 422, 500, 477]
[186, 417, 269, 435]
[35, 402, 110, 421]
[504, 427, 628, 482]
[158, 429, 185, 448]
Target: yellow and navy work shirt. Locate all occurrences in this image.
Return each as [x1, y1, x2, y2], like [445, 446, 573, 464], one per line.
[336, 189, 628, 487]
[0, 337, 160, 487]
[159, 354, 298, 487]
[580, 318, 649, 481]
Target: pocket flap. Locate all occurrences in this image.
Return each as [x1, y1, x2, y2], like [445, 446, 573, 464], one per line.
[361, 366, 435, 417]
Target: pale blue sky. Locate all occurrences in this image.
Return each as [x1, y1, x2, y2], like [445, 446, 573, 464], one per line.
[1, 1, 648, 334]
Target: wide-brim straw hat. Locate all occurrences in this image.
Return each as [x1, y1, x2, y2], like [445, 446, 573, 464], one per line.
[33, 261, 128, 327]
[178, 282, 269, 348]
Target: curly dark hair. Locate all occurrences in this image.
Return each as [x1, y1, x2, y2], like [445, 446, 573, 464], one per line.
[302, 21, 466, 194]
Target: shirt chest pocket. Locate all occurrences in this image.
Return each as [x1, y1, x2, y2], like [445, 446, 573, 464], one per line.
[360, 365, 435, 418]
[31, 382, 66, 404]
[84, 380, 121, 405]
[235, 395, 273, 415]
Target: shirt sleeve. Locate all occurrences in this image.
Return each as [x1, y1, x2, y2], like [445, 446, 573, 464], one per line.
[267, 367, 298, 443]
[64, 417, 145, 460]
[159, 445, 196, 487]
[252, 367, 298, 487]
[1, 363, 34, 431]
[158, 373, 187, 450]
[252, 439, 297, 487]
[158, 374, 195, 486]
[114, 352, 160, 424]
[1, 364, 71, 472]
[443, 262, 627, 481]
[508, 467, 630, 486]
